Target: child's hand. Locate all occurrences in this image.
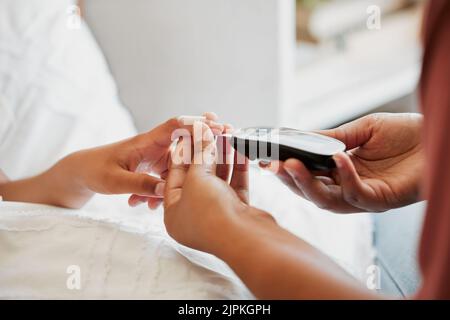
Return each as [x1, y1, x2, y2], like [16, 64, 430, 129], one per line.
[0, 113, 224, 208]
[125, 113, 227, 209]
[66, 113, 224, 209]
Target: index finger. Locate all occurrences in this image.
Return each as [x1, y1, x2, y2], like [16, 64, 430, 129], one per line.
[230, 151, 249, 204]
[164, 137, 192, 209]
[191, 122, 217, 176]
[216, 124, 234, 182]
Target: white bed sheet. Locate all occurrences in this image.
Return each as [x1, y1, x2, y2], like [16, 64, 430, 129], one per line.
[0, 201, 252, 299]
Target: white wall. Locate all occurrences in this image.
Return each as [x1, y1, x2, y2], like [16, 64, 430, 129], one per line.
[85, 0, 295, 132]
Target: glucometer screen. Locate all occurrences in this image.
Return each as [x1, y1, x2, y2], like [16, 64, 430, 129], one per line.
[235, 128, 345, 156]
[279, 134, 334, 154]
[230, 127, 346, 170]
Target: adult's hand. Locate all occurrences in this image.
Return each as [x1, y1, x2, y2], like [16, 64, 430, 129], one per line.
[163, 122, 270, 252]
[162, 123, 379, 300]
[262, 113, 424, 213]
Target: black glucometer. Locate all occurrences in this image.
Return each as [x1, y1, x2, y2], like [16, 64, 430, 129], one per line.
[229, 127, 346, 171]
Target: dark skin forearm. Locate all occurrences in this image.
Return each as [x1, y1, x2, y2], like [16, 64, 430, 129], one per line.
[214, 207, 383, 300]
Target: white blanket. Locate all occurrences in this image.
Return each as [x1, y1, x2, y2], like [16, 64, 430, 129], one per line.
[0, 0, 374, 299]
[0, 201, 252, 299]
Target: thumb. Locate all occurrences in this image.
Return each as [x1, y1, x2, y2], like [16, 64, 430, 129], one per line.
[318, 115, 376, 150]
[111, 170, 166, 197]
[230, 151, 250, 204]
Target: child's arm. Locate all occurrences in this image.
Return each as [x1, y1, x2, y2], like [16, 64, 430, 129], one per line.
[0, 163, 87, 207]
[0, 143, 160, 208]
[0, 115, 224, 209]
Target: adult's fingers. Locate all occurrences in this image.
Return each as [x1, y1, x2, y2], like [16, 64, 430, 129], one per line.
[216, 126, 234, 182]
[283, 159, 331, 206]
[318, 115, 376, 150]
[147, 197, 163, 210]
[259, 161, 307, 199]
[333, 152, 378, 211]
[128, 194, 163, 209]
[230, 152, 249, 204]
[283, 158, 360, 212]
[164, 138, 191, 209]
[190, 122, 217, 176]
[128, 194, 148, 207]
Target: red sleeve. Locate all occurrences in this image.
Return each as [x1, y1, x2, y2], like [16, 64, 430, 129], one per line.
[417, 0, 450, 300]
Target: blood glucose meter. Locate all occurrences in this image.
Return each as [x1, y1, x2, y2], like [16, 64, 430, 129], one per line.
[229, 127, 346, 171]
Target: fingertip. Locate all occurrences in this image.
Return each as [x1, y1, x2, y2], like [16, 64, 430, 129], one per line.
[333, 152, 367, 203]
[266, 160, 282, 174]
[224, 123, 234, 132]
[203, 112, 219, 121]
[192, 122, 217, 172]
[333, 154, 342, 172]
[129, 194, 146, 207]
[333, 152, 345, 166]
[258, 160, 283, 174]
[259, 160, 271, 168]
[128, 194, 137, 206]
[211, 127, 225, 136]
[284, 158, 309, 179]
[333, 152, 353, 174]
[147, 197, 163, 210]
[168, 116, 184, 129]
[284, 158, 303, 172]
[128, 196, 138, 207]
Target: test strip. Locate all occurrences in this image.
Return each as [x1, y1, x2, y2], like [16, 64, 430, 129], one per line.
[217, 133, 233, 138]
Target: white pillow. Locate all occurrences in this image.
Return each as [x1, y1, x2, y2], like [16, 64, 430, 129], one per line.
[0, 0, 136, 179]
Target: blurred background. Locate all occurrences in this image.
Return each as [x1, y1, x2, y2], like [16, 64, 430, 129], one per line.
[294, 0, 425, 297]
[294, 0, 424, 129]
[84, 0, 424, 132]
